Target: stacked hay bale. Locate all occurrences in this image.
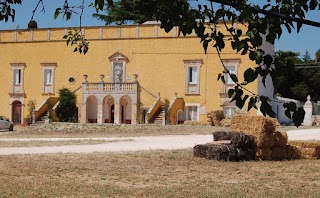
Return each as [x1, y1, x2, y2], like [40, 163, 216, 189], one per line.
[207, 110, 224, 126]
[194, 131, 256, 161]
[231, 115, 276, 160]
[288, 141, 320, 159]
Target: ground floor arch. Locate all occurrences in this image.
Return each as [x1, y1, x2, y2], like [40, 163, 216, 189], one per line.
[86, 95, 98, 123]
[177, 109, 185, 124]
[12, 100, 22, 124]
[120, 95, 132, 124]
[103, 96, 115, 123]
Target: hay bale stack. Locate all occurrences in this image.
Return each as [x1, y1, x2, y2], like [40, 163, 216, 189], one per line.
[220, 119, 231, 127]
[270, 147, 287, 161]
[285, 145, 301, 160]
[288, 141, 320, 159]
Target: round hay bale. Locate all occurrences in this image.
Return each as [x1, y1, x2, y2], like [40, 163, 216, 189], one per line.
[230, 132, 256, 149]
[256, 147, 271, 160]
[270, 147, 287, 161]
[193, 144, 209, 158]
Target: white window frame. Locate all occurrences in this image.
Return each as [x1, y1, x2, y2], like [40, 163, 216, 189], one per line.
[222, 59, 240, 93]
[184, 60, 202, 95]
[111, 61, 126, 83]
[10, 63, 26, 94]
[185, 103, 200, 121]
[108, 52, 129, 83]
[41, 63, 56, 94]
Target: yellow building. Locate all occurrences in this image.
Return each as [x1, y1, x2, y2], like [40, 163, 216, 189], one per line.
[0, 22, 274, 125]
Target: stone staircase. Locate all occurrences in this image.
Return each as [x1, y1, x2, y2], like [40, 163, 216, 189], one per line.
[152, 107, 165, 125]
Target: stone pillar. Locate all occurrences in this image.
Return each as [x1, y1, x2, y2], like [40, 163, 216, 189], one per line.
[131, 103, 137, 125]
[97, 101, 103, 125]
[114, 102, 120, 124]
[303, 95, 313, 126]
[81, 102, 87, 123]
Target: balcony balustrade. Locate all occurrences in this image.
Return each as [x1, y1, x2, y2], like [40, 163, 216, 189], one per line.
[82, 82, 138, 94]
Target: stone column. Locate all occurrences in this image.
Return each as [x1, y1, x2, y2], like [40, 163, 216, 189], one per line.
[114, 102, 120, 124]
[131, 103, 137, 125]
[97, 101, 103, 125]
[81, 102, 87, 123]
[303, 95, 313, 126]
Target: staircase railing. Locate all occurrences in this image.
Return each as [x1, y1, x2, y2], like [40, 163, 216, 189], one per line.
[34, 97, 59, 122]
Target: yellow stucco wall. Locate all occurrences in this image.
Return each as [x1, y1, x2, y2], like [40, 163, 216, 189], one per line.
[0, 23, 260, 123]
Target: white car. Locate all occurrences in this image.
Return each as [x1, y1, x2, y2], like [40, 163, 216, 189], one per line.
[0, 116, 13, 131]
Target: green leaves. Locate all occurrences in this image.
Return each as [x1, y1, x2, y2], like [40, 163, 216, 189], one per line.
[283, 102, 305, 127]
[244, 68, 258, 83]
[63, 29, 89, 55]
[259, 96, 276, 118]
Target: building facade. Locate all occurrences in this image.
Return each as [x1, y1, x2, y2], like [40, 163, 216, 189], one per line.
[0, 22, 274, 125]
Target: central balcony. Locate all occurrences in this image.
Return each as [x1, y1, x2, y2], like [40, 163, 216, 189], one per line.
[83, 82, 138, 95]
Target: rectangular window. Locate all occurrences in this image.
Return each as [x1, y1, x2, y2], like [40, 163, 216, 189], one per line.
[184, 60, 202, 95]
[44, 69, 53, 85]
[41, 63, 56, 94]
[14, 69, 21, 85]
[11, 63, 25, 94]
[113, 62, 124, 82]
[188, 66, 198, 84]
[186, 104, 199, 121]
[225, 65, 236, 85]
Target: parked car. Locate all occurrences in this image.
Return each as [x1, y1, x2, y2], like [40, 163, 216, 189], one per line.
[0, 116, 13, 131]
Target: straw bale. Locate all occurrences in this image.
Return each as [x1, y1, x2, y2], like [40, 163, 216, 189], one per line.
[288, 141, 320, 148]
[273, 131, 288, 148]
[231, 115, 276, 135]
[230, 133, 256, 149]
[256, 147, 271, 160]
[206, 145, 230, 161]
[270, 147, 287, 161]
[206, 144, 256, 161]
[298, 148, 320, 159]
[285, 145, 301, 160]
[213, 131, 238, 141]
[193, 144, 209, 158]
[255, 133, 274, 148]
[220, 119, 231, 127]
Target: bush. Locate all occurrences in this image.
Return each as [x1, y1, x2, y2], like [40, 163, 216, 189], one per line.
[56, 88, 77, 122]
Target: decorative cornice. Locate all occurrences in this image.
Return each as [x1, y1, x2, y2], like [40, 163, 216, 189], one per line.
[108, 51, 129, 62]
[183, 59, 203, 65]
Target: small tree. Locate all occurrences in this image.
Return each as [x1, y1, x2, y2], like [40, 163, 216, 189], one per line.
[56, 88, 77, 122]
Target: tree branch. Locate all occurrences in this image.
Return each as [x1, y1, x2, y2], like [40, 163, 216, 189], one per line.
[210, 0, 320, 28]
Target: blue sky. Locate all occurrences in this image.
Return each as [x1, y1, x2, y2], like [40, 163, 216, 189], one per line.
[0, 0, 319, 59]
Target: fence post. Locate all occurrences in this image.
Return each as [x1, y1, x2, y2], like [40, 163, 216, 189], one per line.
[303, 95, 313, 126]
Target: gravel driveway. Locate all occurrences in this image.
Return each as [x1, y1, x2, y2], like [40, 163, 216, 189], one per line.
[0, 128, 319, 156]
[0, 135, 213, 155]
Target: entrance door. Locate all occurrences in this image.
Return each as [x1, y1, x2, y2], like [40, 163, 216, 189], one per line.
[12, 101, 22, 124]
[121, 105, 125, 123]
[111, 104, 115, 123]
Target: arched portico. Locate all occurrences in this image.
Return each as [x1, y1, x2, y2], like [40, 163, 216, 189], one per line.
[86, 95, 98, 123]
[120, 95, 132, 124]
[103, 96, 115, 123]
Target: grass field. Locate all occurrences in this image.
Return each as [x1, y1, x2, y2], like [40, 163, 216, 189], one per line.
[0, 150, 319, 197]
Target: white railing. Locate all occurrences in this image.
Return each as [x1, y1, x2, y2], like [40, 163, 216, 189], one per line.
[83, 82, 138, 94]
